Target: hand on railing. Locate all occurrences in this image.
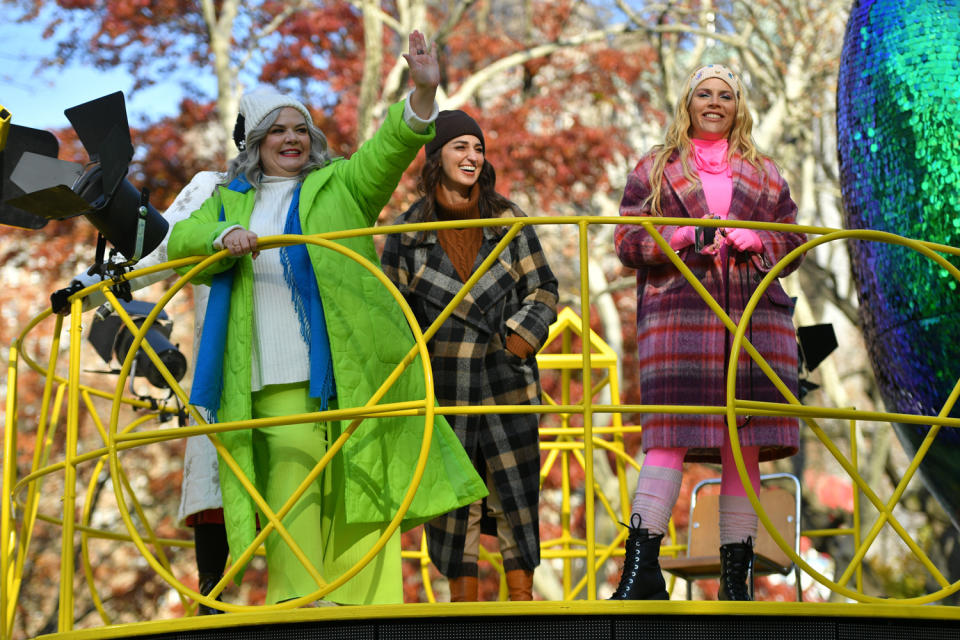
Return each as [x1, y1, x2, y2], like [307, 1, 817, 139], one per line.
[220, 228, 260, 259]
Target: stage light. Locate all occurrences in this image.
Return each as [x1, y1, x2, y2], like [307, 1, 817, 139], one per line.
[796, 323, 838, 400]
[88, 300, 187, 391]
[0, 92, 167, 264]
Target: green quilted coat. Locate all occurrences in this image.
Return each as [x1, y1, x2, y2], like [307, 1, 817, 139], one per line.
[169, 100, 487, 576]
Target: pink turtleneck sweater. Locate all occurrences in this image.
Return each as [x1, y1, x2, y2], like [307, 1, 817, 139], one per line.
[691, 137, 733, 218]
[669, 138, 734, 252]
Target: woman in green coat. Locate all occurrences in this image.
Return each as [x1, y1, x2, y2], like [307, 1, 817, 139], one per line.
[168, 31, 485, 606]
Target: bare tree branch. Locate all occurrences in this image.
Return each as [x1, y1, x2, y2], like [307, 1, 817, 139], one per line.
[799, 260, 860, 325]
[240, 0, 311, 70]
[348, 0, 403, 32]
[199, 0, 241, 151]
[446, 23, 637, 108]
[432, 0, 479, 46]
[357, 0, 384, 141]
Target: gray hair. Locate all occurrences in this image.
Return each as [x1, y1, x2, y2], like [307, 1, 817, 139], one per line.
[225, 107, 332, 186]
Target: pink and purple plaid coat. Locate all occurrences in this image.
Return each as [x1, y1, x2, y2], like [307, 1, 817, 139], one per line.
[614, 149, 806, 463]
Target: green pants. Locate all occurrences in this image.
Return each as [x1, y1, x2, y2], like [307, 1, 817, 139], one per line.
[251, 382, 401, 605]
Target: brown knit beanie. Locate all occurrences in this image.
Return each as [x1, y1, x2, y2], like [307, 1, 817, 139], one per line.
[425, 110, 485, 157]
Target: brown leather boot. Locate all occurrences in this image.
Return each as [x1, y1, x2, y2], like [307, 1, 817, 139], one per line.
[448, 576, 479, 602]
[505, 569, 534, 601]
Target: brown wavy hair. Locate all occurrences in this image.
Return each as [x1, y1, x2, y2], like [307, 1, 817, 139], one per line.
[417, 145, 513, 221]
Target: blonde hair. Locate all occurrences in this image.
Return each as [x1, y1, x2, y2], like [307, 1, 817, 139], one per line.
[644, 66, 767, 216]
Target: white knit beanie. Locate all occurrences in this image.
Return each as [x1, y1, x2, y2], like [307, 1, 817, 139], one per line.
[236, 87, 313, 145]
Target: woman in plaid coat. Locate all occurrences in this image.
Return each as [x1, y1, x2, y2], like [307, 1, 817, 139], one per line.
[610, 64, 806, 601]
[382, 111, 558, 602]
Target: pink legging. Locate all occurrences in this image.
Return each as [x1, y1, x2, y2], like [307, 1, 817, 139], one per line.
[644, 431, 760, 496]
[631, 431, 761, 541]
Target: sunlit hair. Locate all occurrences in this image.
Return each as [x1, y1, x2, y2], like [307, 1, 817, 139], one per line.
[644, 68, 767, 216]
[224, 107, 332, 186]
[417, 141, 512, 221]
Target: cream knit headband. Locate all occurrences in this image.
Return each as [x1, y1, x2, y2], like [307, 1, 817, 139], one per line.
[686, 64, 742, 103]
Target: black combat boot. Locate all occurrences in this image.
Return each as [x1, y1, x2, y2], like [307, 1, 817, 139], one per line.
[198, 573, 225, 615]
[718, 537, 754, 601]
[609, 513, 669, 600]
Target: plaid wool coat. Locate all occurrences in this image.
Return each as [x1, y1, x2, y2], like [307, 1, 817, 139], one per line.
[614, 149, 806, 463]
[382, 199, 558, 576]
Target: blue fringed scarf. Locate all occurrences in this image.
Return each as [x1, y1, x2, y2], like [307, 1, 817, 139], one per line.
[190, 176, 336, 420]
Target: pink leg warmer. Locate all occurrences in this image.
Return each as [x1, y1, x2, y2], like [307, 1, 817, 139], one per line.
[629, 448, 685, 535]
[719, 433, 761, 545]
[718, 495, 758, 546]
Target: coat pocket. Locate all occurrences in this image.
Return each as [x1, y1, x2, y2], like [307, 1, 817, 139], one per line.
[487, 342, 539, 406]
[763, 280, 794, 310]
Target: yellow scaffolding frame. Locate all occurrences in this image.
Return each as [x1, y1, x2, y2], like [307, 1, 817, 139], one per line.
[4, 216, 960, 639]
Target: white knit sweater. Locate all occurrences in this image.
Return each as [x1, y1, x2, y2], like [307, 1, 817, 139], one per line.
[245, 176, 310, 391]
[212, 91, 438, 391]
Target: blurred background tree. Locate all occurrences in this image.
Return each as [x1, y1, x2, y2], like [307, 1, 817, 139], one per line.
[3, 1, 956, 636]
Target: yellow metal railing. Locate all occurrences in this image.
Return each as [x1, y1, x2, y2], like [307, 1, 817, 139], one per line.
[4, 216, 960, 638]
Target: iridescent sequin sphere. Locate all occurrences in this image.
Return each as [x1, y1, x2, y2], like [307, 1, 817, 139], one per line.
[838, 0, 960, 527]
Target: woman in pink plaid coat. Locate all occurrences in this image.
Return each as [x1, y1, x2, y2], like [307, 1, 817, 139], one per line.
[610, 64, 806, 601]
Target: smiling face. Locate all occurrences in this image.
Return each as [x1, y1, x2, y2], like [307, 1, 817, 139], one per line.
[259, 107, 311, 177]
[688, 78, 737, 141]
[439, 134, 485, 197]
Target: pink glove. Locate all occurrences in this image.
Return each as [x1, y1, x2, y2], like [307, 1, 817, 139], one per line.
[725, 228, 762, 253]
[669, 226, 696, 251]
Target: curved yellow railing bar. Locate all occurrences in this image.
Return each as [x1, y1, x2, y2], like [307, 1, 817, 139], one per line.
[4, 214, 960, 639]
[103, 260, 277, 602]
[79, 455, 115, 624]
[5, 332, 67, 635]
[94, 235, 441, 613]
[0, 233, 442, 626]
[727, 228, 960, 604]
